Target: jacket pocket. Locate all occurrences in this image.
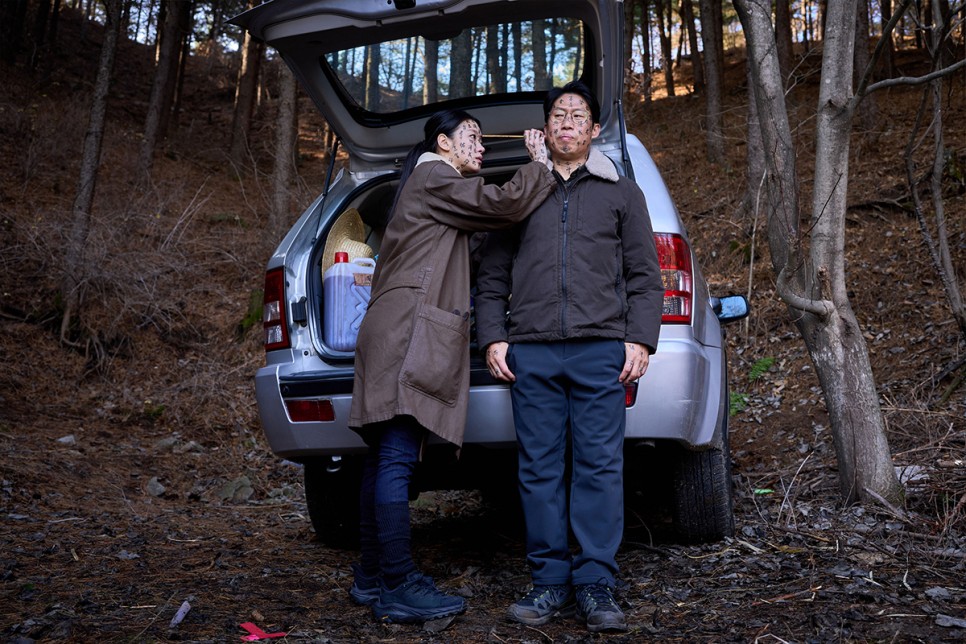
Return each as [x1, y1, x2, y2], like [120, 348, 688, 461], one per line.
[399, 303, 469, 406]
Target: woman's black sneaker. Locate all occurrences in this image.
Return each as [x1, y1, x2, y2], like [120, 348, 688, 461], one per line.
[371, 572, 466, 623]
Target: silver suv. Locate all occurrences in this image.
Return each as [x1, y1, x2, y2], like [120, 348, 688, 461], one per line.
[233, 0, 748, 546]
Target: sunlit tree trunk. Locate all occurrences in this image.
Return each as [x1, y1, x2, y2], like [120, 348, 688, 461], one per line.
[735, 0, 903, 506]
[62, 0, 122, 342]
[364, 43, 380, 111]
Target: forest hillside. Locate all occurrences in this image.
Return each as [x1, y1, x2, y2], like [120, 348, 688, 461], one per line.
[1, 6, 965, 642]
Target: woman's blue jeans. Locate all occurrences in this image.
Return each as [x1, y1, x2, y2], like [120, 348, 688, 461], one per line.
[358, 416, 425, 584]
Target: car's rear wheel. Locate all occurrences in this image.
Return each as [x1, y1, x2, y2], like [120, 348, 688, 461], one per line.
[671, 423, 735, 543]
[303, 456, 362, 549]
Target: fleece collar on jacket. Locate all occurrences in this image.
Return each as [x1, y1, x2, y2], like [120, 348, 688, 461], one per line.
[579, 147, 620, 183]
[415, 151, 456, 172]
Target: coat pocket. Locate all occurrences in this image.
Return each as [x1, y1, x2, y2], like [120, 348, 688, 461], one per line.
[399, 303, 469, 406]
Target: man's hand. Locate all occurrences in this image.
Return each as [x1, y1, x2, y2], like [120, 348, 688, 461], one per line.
[620, 342, 650, 383]
[485, 341, 515, 382]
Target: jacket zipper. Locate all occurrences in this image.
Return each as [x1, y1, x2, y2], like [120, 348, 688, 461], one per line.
[560, 182, 570, 334]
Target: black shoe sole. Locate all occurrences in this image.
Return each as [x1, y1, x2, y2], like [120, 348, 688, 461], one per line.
[507, 603, 576, 626]
[373, 603, 466, 624]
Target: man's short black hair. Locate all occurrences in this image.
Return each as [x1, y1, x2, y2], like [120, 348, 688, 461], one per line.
[543, 80, 601, 125]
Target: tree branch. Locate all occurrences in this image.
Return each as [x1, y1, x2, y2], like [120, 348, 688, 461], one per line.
[866, 57, 966, 94]
[854, 0, 914, 102]
[775, 265, 833, 319]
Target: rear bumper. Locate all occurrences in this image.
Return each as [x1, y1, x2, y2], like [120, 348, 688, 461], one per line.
[254, 335, 726, 461]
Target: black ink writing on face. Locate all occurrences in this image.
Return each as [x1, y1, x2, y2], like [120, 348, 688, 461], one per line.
[547, 94, 594, 160]
[450, 120, 482, 172]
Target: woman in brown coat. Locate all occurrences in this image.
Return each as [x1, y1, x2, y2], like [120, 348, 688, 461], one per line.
[347, 109, 555, 624]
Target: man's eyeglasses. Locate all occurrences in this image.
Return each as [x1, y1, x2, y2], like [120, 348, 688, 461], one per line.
[549, 110, 591, 125]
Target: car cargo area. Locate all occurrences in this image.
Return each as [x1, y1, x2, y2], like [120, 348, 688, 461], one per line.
[310, 166, 525, 359]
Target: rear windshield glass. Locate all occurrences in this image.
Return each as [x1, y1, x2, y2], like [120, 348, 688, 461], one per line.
[322, 18, 586, 114]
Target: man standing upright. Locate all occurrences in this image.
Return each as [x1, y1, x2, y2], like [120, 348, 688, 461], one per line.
[475, 80, 665, 633]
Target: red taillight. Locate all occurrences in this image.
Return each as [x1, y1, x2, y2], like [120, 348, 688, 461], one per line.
[263, 267, 290, 351]
[624, 382, 638, 407]
[286, 399, 335, 422]
[654, 233, 693, 324]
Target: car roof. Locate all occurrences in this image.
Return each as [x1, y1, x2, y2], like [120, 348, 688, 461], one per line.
[231, 0, 624, 172]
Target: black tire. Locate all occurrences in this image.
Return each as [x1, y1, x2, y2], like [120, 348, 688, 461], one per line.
[303, 456, 362, 549]
[671, 423, 736, 543]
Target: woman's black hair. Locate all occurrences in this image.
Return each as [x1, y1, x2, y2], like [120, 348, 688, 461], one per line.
[388, 108, 480, 219]
[543, 79, 601, 125]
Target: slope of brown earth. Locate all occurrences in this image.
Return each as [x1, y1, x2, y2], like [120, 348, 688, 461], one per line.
[2, 14, 965, 643]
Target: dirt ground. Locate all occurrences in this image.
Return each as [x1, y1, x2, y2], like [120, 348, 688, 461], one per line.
[2, 12, 965, 643]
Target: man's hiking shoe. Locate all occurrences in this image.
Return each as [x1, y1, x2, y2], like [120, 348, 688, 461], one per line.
[349, 563, 380, 606]
[507, 584, 575, 626]
[371, 572, 466, 623]
[575, 583, 627, 632]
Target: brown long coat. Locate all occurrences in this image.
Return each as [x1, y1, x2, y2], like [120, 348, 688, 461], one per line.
[348, 154, 555, 446]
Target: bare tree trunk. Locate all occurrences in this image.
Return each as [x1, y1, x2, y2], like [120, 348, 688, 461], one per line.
[808, 0, 900, 505]
[451, 29, 474, 96]
[48, 0, 62, 49]
[853, 0, 877, 129]
[0, 0, 29, 63]
[735, 0, 903, 506]
[423, 39, 438, 103]
[364, 43, 381, 111]
[904, 1, 966, 344]
[138, 0, 181, 178]
[699, 0, 725, 162]
[879, 0, 896, 77]
[512, 21, 523, 89]
[531, 20, 549, 90]
[230, 27, 263, 167]
[61, 0, 122, 342]
[269, 66, 298, 241]
[641, 0, 652, 102]
[486, 25, 505, 93]
[680, 0, 704, 91]
[29, 0, 51, 70]
[164, 0, 193, 133]
[775, 0, 794, 83]
[655, 0, 675, 96]
[742, 57, 766, 221]
[623, 0, 636, 85]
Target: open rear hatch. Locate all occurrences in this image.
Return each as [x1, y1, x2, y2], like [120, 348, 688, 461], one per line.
[230, 0, 626, 172]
